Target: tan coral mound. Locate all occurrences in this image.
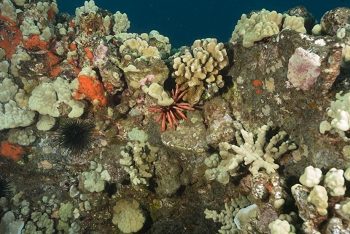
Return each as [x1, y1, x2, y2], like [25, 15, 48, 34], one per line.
[171, 38, 228, 105]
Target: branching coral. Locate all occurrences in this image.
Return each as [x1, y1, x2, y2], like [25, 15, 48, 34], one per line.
[205, 125, 297, 184]
[320, 90, 350, 141]
[292, 166, 350, 232]
[171, 38, 228, 105]
[230, 9, 306, 48]
[119, 141, 158, 186]
[230, 9, 283, 47]
[204, 195, 250, 233]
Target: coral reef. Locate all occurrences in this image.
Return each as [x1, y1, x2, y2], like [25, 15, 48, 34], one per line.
[2, 1, 350, 233]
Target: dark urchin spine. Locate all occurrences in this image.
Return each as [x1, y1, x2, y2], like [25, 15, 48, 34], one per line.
[56, 119, 95, 155]
[0, 175, 12, 198]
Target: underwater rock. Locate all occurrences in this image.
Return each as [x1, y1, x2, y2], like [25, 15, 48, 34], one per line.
[204, 96, 235, 148]
[320, 7, 350, 36]
[160, 110, 208, 152]
[155, 152, 182, 197]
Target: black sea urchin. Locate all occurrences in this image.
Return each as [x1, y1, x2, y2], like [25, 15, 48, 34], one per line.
[56, 119, 95, 155]
[0, 175, 12, 198]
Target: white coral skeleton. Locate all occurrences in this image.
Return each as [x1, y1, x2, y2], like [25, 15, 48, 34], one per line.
[225, 125, 296, 175]
[206, 125, 297, 184]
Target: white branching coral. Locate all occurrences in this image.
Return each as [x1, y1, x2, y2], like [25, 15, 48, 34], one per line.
[230, 9, 306, 48]
[293, 166, 348, 223]
[320, 90, 350, 141]
[74, 0, 99, 25]
[112, 11, 130, 34]
[204, 195, 250, 234]
[119, 141, 158, 186]
[269, 219, 296, 234]
[307, 185, 328, 216]
[205, 125, 296, 184]
[230, 9, 283, 47]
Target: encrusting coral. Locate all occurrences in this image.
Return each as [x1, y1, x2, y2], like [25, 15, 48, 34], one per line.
[287, 47, 321, 90]
[0, 140, 23, 162]
[70, 67, 107, 106]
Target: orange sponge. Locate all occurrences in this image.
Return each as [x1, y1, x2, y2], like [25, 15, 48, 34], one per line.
[73, 74, 106, 106]
[0, 141, 23, 162]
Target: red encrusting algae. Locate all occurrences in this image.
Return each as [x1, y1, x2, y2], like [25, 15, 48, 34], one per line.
[0, 141, 24, 162]
[0, 13, 22, 59]
[22, 35, 50, 51]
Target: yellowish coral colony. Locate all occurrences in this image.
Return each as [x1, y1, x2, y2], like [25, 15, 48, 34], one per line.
[1, 0, 350, 233]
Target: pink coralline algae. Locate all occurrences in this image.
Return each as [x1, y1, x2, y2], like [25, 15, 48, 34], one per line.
[93, 44, 109, 66]
[139, 74, 155, 88]
[287, 47, 321, 90]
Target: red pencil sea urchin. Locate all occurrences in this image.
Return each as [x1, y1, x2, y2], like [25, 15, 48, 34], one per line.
[148, 84, 195, 132]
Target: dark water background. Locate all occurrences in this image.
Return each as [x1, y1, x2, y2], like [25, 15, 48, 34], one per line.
[57, 0, 349, 48]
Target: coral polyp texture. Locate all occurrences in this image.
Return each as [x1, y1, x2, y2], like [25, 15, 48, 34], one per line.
[119, 141, 158, 186]
[2, 0, 350, 233]
[320, 90, 350, 140]
[230, 8, 306, 47]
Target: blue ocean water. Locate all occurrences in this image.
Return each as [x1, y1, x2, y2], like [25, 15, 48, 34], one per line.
[57, 0, 349, 48]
